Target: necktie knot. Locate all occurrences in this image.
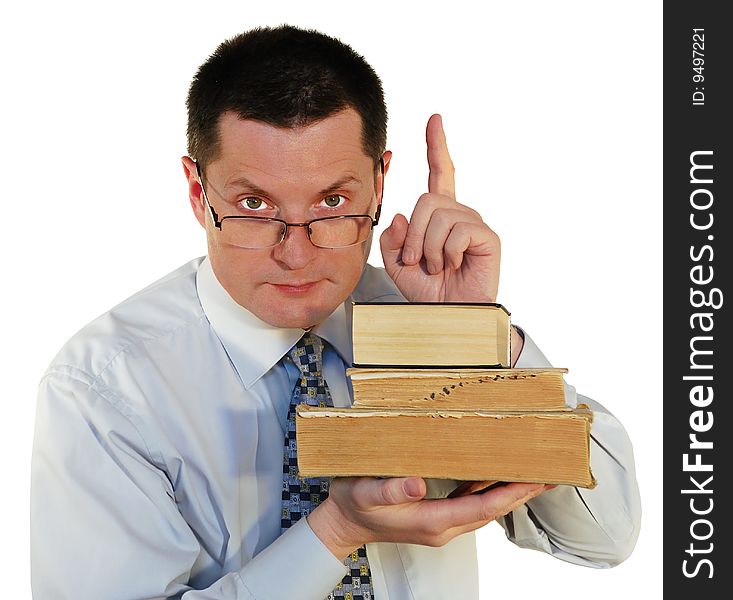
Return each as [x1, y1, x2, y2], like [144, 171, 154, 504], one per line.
[288, 332, 325, 377]
[288, 332, 330, 409]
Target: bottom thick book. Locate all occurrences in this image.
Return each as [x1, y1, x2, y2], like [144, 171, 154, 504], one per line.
[295, 404, 596, 488]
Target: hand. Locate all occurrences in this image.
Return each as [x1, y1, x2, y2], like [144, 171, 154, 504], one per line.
[380, 114, 501, 303]
[307, 476, 552, 559]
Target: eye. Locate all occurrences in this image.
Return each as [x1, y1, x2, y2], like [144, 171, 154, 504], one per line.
[321, 194, 347, 209]
[239, 197, 269, 211]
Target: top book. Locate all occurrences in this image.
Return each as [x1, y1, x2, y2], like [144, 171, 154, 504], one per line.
[351, 302, 511, 368]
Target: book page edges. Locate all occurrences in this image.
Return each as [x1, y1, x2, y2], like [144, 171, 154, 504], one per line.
[296, 405, 592, 419]
[295, 404, 595, 488]
[346, 367, 569, 379]
[351, 303, 512, 368]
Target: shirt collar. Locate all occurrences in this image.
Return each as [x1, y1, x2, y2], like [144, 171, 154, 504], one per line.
[196, 257, 353, 389]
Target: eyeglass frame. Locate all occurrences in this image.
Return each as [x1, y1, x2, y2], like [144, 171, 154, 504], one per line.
[194, 158, 384, 249]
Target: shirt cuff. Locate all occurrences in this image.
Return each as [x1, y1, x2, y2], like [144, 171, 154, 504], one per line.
[238, 517, 348, 599]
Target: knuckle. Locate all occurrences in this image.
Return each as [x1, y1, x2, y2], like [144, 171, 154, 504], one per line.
[379, 480, 400, 505]
[404, 228, 424, 243]
[431, 207, 452, 225]
[448, 220, 470, 236]
[422, 240, 443, 258]
[466, 206, 481, 220]
[427, 530, 452, 547]
[452, 203, 481, 222]
[424, 519, 446, 539]
[417, 192, 434, 206]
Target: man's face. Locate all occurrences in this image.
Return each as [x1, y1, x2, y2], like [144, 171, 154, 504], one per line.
[184, 109, 385, 329]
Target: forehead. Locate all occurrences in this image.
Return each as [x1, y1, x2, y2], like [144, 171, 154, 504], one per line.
[210, 109, 372, 184]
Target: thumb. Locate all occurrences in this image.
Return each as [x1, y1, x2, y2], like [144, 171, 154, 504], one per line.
[380, 213, 409, 266]
[375, 477, 427, 505]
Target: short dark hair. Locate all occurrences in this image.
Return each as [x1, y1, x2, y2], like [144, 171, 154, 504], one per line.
[186, 25, 388, 170]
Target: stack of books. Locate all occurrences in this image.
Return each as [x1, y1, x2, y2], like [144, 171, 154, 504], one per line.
[296, 302, 596, 490]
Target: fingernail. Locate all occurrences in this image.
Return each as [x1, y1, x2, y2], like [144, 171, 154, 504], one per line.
[404, 478, 422, 498]
[402, 249, 415, 264]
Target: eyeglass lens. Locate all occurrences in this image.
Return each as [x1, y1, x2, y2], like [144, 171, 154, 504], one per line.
[220, 216, 374, 249]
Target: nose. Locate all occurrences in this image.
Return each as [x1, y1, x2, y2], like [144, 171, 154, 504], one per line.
[271, 223, 318, 269]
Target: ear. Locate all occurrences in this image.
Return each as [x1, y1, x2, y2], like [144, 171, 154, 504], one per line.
[377, 150, 392, 206]
[381, 150, 392, 176]
[181, 156, 207, 229]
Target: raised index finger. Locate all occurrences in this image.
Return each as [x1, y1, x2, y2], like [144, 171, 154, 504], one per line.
[426, 113, 456, 199]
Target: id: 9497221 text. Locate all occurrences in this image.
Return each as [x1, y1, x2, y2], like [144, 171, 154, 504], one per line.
[692, 28, 705, 106]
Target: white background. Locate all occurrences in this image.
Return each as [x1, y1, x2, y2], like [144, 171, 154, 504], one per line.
[1, 1, 661, 597]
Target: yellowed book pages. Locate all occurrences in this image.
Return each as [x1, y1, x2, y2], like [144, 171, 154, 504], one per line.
[352, 302, 511, 367]
[347, 367, 569, 411]
[296, 404, 596, 488]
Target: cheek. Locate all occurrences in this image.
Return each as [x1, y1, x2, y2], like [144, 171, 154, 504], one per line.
[207, 243, 267, 288]
[328, 246, 370, 282]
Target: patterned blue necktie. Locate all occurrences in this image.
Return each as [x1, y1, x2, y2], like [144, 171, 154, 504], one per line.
[282, 332, 374, 600]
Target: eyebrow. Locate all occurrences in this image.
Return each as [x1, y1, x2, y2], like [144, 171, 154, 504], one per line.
[224, 174, 364, 198]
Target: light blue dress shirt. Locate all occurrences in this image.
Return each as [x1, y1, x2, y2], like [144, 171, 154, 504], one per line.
[30, 256, 641, 599]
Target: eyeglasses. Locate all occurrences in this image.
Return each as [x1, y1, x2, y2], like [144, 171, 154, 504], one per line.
[195, 160, 383, 249]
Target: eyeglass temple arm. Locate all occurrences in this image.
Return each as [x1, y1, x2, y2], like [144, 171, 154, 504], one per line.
[373, 156, 385, 226]
[194, 160, 223, 228]
[373, 204, 381, 226]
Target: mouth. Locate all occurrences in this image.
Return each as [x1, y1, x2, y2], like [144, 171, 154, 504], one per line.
[269, 281, 321, 294]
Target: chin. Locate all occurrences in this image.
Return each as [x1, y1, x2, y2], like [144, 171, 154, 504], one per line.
[258, 303, 333, 330]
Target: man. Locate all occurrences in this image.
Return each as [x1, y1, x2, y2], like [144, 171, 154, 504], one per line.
[30, 24, 641, 599]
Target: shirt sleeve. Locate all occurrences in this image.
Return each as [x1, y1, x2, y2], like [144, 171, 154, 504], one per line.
[30, 367, 347, 600]
[496, 328, 642, 568]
